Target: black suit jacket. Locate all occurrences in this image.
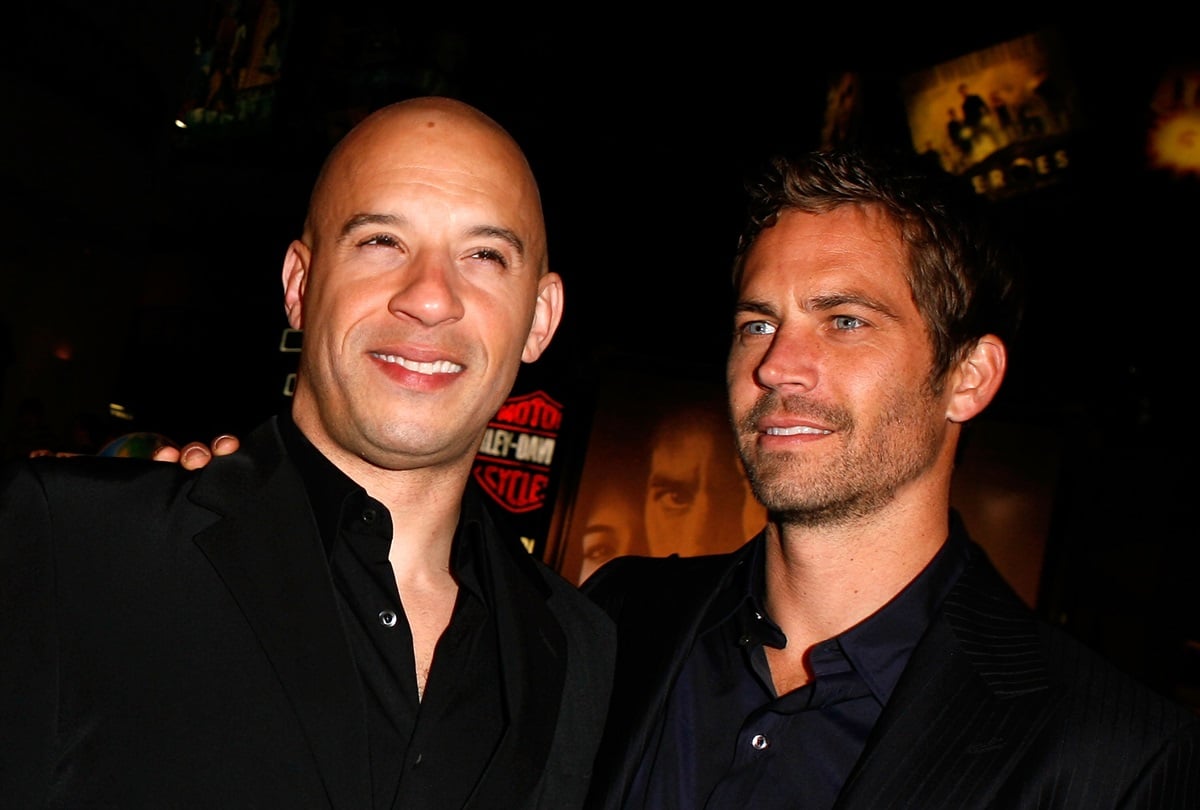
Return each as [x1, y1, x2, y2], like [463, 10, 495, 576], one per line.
[582, 521, 1200, 809]
[1, 417, 615, 809]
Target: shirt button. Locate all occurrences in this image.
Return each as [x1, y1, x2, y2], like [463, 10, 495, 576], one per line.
[378, 610, 398, 627]
[738, 633, 753, 646]
[361, 508, 377, 524]
[751, 734, 769, 750]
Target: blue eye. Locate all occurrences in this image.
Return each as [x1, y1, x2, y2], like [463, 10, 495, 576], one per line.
[832, 315, 865, 330]
[741, 321, 776, 336]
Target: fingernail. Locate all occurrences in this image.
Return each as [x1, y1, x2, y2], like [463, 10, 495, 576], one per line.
[182, 446, 207, 462]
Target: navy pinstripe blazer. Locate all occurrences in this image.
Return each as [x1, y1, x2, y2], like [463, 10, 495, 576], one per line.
[582, 518, 1200, 809]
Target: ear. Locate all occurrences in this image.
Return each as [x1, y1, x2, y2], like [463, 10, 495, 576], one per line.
[946, 335, 1006, 423]
[281, 240, 311, 330]
[521, 271, 564, 363]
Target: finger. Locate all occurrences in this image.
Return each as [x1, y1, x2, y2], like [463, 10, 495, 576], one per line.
[152, 446, 182, 463]
[211, 435, 241, 457]
[178, 443, 216, 471]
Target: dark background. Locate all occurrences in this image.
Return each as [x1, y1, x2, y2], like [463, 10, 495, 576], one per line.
[1, 7, 1197, 708]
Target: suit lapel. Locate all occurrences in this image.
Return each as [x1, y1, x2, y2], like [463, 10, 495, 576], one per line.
[462, 498, 566, 810]
[834, 547, 1060, 809]
[190, 421, 370, 810]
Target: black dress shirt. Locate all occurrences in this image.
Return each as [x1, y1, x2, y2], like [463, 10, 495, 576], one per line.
[629, 531, 970, 810]
[280, 412, 504, 810]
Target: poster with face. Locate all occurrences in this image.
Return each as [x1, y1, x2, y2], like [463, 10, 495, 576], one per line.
[551, 367, 765, 586]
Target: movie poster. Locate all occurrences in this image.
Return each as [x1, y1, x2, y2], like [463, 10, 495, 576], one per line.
[900, 28, 1082, 199]
[820, 71, 866, 150]
[176, 0, 292, 132]
[1146, 63, 1200, 178]
[550, 368, 765, 586]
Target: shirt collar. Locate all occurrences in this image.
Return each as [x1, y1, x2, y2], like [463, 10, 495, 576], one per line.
[278, 409, 359, 559]
[834, 529, 969, 704]
[278, 409, 491, 602]
[712, 524, 970, 704]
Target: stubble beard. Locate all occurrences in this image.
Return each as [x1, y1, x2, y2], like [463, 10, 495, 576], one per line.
[737, 384, 945, 529]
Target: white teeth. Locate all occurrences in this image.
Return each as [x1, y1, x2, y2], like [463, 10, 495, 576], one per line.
[372, 353, 463, 375]
[766, 425, 832, 436]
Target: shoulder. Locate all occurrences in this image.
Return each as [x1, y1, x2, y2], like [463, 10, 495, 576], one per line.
[582, 544, 751, 619]
[1, 417, 286, 525]
[953, 541, 1200, 750]
[1040, 618, 1199, 730]
[533, 558, 615, 640]
[1029, 620, 1200, 795]
[467, 488, 615, 648]
[3, 453, 192, 505]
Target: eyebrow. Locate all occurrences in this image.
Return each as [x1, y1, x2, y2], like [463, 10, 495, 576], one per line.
[648, 469, 699, 489]
[734, 298, 777, 318]
[340, 212, 403, 238]
[470, 224, 526, 258]
[735, 292, 899, 321]
[808, 291, 900, 321]
[340, 213, 526, 258]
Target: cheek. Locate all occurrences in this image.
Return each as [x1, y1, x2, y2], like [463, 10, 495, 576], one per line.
[726, 356, 753, 395]
[486, 297, 538, 353]
[304, 278, 371, 326]
[330, 281, 398, 329]
[726, 375, 760, 418]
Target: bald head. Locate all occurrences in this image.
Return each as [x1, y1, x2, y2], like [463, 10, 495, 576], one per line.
[304, 96, 548, 274]
[280, 95, 564, 478]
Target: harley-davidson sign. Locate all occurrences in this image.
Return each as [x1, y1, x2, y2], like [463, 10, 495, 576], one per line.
[473, 390, 562, 514]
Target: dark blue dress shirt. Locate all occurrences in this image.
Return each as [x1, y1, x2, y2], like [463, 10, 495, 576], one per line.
[629, 531, 970, 809]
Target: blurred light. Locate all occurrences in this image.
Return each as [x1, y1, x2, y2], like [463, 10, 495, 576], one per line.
[1147, 110, 1200, 176]
[109, 402, 135, 421]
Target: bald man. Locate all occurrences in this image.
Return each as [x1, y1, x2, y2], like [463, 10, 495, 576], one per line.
[1, 97, 615, 810]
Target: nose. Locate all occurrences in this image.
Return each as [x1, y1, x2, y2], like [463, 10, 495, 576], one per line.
[387, 252, 465, 326]
[752, 325, 820, 392]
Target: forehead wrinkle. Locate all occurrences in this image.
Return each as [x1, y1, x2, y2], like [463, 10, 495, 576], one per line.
[340, 212, 405, 239]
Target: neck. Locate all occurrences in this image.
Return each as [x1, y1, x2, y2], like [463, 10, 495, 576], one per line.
[763, 489, 951, 654]
[297, 422, 475, 577]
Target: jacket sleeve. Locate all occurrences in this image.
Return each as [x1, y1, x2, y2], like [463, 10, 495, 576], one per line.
[1117, 719, 1200, 809]
[0, 460, 58, 807]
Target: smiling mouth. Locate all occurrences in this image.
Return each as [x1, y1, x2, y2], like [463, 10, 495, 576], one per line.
[765, 425, 832, 436]
[371, 353, 463, 375]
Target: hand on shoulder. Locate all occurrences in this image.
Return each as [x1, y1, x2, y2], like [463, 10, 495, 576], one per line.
[151, 435, 241, 470]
